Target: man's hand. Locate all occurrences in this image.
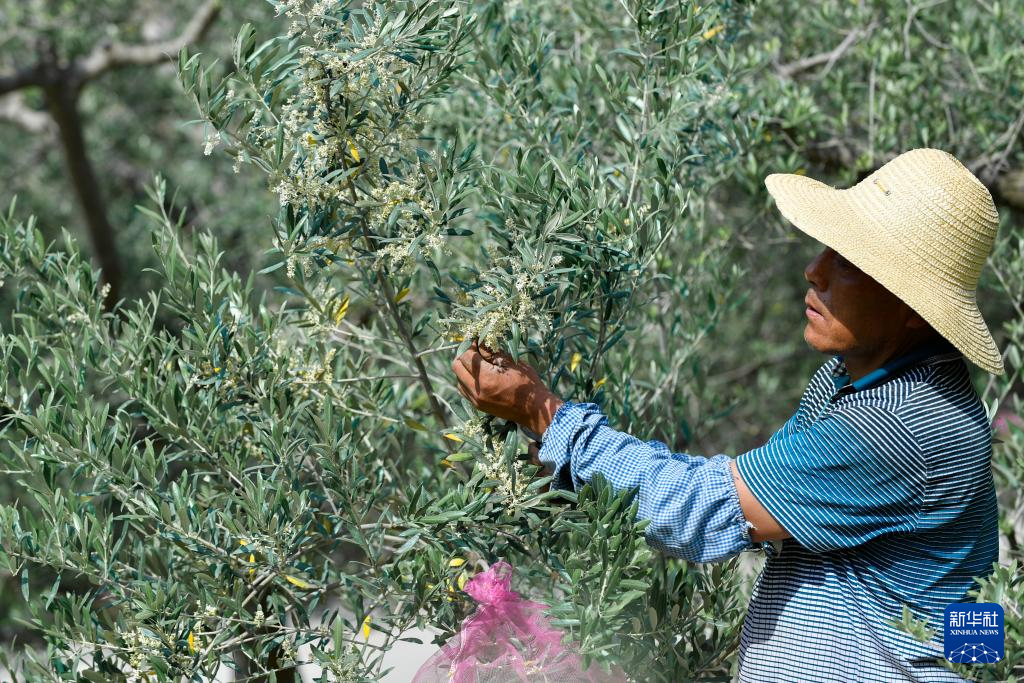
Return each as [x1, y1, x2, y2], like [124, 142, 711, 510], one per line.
[451, 342, 564, 439]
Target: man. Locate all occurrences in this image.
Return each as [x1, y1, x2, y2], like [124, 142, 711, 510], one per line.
[452, 148, 1004, 682]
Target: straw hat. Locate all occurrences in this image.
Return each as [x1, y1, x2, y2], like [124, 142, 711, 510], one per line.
[765, 148, 1004, 375]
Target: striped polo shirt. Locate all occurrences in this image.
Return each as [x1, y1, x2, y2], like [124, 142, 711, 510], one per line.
[537, 336, 1000, 682]
[735, 337, 1000, 682]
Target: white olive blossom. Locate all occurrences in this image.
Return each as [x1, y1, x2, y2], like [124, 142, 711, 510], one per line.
[121, 626, 163, 670]
[203, 132, 219, 156]
[480, 439, 528, 500]
[456, 257, 553, 351]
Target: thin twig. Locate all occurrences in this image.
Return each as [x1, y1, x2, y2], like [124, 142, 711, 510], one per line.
[775, 23, 877, 79]
[337, 156, 456, 451]
[625, 77, 650, 210]
[980, 108, 1024, 184]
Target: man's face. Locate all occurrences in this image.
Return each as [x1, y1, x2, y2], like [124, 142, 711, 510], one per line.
[802, 246, 921, 357]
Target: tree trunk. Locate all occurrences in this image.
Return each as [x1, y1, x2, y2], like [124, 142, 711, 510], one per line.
[44, 78, 122, 307]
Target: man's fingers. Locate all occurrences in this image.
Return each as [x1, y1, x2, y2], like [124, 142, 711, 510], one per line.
[527, 441, 542, 466]
[467, 346, 486, 380]
[455, 378, 481, 408]
[452, 360, 476, 394]
[458, 346, 481, 373]
[477, 342, 497, 362]
[452, 363, 481, 403]
[478, 343, 511, 366]
[461, 342, 508, 366]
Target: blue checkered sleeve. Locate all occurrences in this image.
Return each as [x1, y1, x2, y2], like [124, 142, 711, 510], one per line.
[537, 401, 759, 563]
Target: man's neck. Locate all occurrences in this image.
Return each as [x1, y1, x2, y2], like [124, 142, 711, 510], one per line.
[843, 332, 943, 383]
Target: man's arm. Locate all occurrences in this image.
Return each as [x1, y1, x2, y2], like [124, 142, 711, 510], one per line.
[516, 378, 794, 544]
[452, 345, 792, 559]
[728, 459, 790, 543]
[534, 400, 791, 560]
[543, 404, 790, 544]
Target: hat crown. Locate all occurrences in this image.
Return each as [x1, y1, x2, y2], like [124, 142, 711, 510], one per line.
[851, 148, 999, 293]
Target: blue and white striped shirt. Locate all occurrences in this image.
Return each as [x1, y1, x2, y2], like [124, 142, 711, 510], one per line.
[537, 337, 1000, 682]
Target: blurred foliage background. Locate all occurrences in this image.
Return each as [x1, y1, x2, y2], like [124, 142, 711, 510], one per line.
[0, 0, 274, 302]
[0, 0, 1021, 680]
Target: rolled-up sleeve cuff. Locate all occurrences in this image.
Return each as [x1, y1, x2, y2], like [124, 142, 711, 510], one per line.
[714, 455, 780, 559]
[536, 400, 587, 491]
[718, 455, 758, 545]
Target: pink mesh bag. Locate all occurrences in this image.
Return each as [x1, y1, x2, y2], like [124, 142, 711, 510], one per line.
[412, 561, 626, 683]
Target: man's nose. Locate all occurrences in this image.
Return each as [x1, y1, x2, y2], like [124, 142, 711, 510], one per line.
[804, 248, 830, 289]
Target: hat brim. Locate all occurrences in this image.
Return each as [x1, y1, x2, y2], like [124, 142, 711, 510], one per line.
[765, 172, 1004, 375]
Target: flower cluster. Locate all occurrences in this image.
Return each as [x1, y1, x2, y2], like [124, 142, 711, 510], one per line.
[369, 179, 444, 274]
[451, 418, 528, 501]
[255, 1, 451, 286]
[454, 416, 486, 441]
[279, 637, 299, 663]
[324, 642, 366, 680]
[203, 132, 219, 156]
[269, 4, 426, 214]
[287, 347, 338, 393]
[285, 235, 352, 280]
[455, 255, 553, 352]
[121, 626, 163, 670]
[480, 438, 528, 501]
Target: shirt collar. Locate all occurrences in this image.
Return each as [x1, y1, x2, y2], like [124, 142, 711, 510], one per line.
[831, 336, 960, 393]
